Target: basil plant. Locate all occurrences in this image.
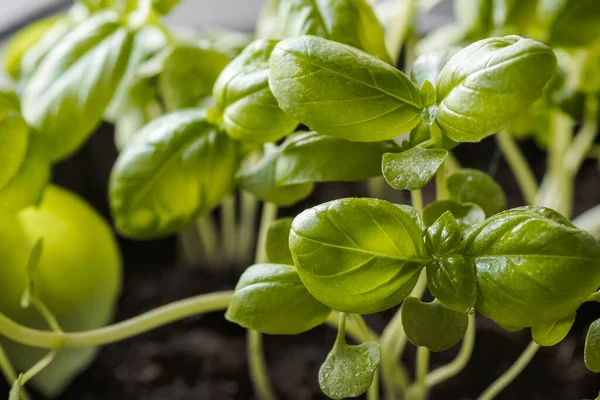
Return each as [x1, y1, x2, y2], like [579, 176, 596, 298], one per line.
[1, 0, 600, 400]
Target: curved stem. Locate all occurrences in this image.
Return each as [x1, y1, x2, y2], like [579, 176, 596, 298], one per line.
[0, 343, 29, 400]
[21, 351, 56, 385]
[220, 194, 237, 262]
[247, 330, 277, 400]
[411, 190, 423, 214]
[476, 341, 540, 400]
[426, 313, 476, 387]
[415, 346, 430, 400]
[495, 130, 538, 205]
[565, 94, 599, 175]
[254, 203, 278, 265]
[436, 163, 449, 200]
[30, 297, 62, 333]
[196, 213, 219, 265]
[237, 191, 259, 264]
[368, 370, 380, 400]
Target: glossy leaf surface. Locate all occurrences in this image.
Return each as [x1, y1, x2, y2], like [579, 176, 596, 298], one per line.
[225, 263, 331, 334]
[290, 198, 428, 313]
[447, 169, 507, 217]
[423, 200, 486, 234]
[0, 109, 29, 192]
[401, 297, 468, 352]
[436, 35, 556, 142]
[585, 318, 600, 372]
[531, 312, 575, 347]
[382, 147, 447, 191]
[426, 211, 462, 256]
[269, 36, 423, 142]
[427, 255, 476, 313]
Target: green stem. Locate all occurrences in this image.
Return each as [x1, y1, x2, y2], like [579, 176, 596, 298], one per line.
[0, 343, 29, 400]
[426, 313, 476, 387]
[386, 0, 417, 64]
[368, 176, 387, 199]
[30, 297, 62, 333]
[327, 312, 376, 344]
[495, 130, 538, 205]
[247, 330, 277, 400]
[436, 163, 449, 200]
[415, 346, 430, 400]
[196, 213, 219, 266]
[247, 202, 279, 400]
[351, 314, 378, 342]
[237, 191, 259, 264]
[411, 190, 423, 214]
[476, 341, 540, 400]
[220, 194, 237, 262]
[445, 153, 460, 174]
[564, 94, 599, 175]
[368, 370, 380, 400]
[21, 351, 56, 385]
[335, 313, 347, 346]
[178, 227, 202, 264]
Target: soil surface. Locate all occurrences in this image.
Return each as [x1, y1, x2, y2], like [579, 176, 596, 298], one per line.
[2, 125, 600, 400]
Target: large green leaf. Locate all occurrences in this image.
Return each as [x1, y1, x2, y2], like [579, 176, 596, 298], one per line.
[257, 0, 391, 63]
[463, 206, 600, 327]
[110, 110, 238, 239]
[225, 263, 331, 334]
[213, 39, 298, 143]
[290, 198, 429, 314]
[436, 35, 556, 142]
[269, 36, 423, 142]
[22, 12, 134, 161]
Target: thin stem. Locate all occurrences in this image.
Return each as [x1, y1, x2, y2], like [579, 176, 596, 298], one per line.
[386, 0, 417, 64]
[327, 312, 376, 344]
[30, 297, 62, 333]
[220, 194, 237, 262]
[368, 176, 387, 199]
[415, 346, 430, 400]
[335, 313, 347, 346]
[247, 202, 279, 400]
[247, 330, 277, 400]
[445, 152, 460, 174]
[0, 343, 30, 400]
[564, 94, 599, 175]
[196, 213, 219, 265]
[476, 341, 540, 400]
[426, 313, 476, 387]
[368, 370, 380, 400]
[436, 163, 449, 200]
[21, 351, 56, 385]
[351, 314, 378, 342]
[178, 227, 202, 264]
[238, 191, 259, 264]
[411, 190, 424, 214]
[495, 130, 538, 205]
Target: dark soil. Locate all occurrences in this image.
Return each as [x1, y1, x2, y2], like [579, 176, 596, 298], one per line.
[3, 125, 600, 400]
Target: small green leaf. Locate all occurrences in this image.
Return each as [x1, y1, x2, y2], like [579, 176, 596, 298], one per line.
[269, 36, 423, 142]
[426, 255, 476, 314]
[290, 198, 429, 314]
[266, 218, 294, 265]
[0, 111, 29, 192]
[463, 207, 600, 327]
[426, 211, 461, 256]
[21, 238, 44, 308]
[213, 39, 297, 143]
[319, 340, 381, 399]
[110, 110, 238, 239]
[159, 45, 230, 111]
[447, 169, 507, 217]
[382, 147, 448, 191]
[532, 312, 576, 347]
[585, 318, 600, 372]
[22, 12, 134, 161]
[436, 35, 556, 142]
[225, 264, 331, 334]
[423, 200, 485, 233]
[401, 297, 468, 352]
[257, 0, 391, 63]
[8, 375, 23, 400]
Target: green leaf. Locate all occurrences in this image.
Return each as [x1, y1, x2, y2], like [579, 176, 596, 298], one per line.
[585, 318, 600, 372]
[531, 312, 576, 347]
[8, 375, 23, 400]
[382, 147, 448, 191]
[290, 198, 429, 314]
[257, 0, 391, 63]
[269, 36, 423, 142]
[454, 0, 494, 38]
[20, 238, 44, 308]
[213, 39, 298, 143]
[395, 203, 426, 233]
[22, 12, 134, 161]
[266, 218, 294, 265]
[447, 169, 507, 217]
[2, 14, 65, 80]
[405, 120, 458, 151]
[463, 207, 600, 327]
[436, 35, 556, 142]
[426, 211, 461, 255]
[423, 200, 486, 234]
[236, 146, 314, 206]
[540, 0, 600, 48]
[0, 142, 51, 212]
[410, 48, 461, 89]
[0, 111, 29, 192]
[494, 0, 538, 32]
[159, 45, 230, 111]
[153, 0, 180, 14]
[426, 255, 476, 314]
[401, 297, 468, 352]
[225, 263, 331, 334]
[109, 110, 238, 239]
[319, 339, 380, 399]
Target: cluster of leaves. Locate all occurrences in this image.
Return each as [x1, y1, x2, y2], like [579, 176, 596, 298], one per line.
[3, 0, 600, 399]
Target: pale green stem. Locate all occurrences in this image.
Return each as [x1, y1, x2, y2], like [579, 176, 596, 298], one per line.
[426, 313, 476, 387]
[220, 194, 237, 262]
[247, 202, 279, 400]
[327, 312, 374, 344]
[415, 346, 430, 400]
[564, 94, 599, 175]
[436, 163, 449, 200]
[495, 130, 538, 205]
[196, 213, 219, 265]
[21, 351, 56, 385]
[30, 297, 62, 333]
[386, 0, 417, 63]
[368, 370, 380, 400]
[237, 191, 259, 264]
[351, 314, 379, 342]
[476, 341, 540, 400]
[410, 190, 423, 214]
[0, 343, 30, 400]
[179, 227, 202, 264]
[445, 153, 460, 174]
[368, 176, 388, 199]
